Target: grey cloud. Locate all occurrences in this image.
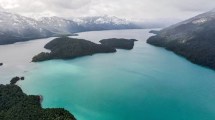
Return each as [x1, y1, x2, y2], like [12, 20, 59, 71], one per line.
[0, 0, 214, 22]
[169, 0, 215, 12]
[44, 0, 92, 9]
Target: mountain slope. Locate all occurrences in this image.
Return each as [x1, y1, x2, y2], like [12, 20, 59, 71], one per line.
[37, 17, 83, 34]
[71, 15, 141, 31]
[0, 11, 143, 45]
[0, 11, 53, 45]
[147, 9, 215, 70]
[38, 15, 141, 33]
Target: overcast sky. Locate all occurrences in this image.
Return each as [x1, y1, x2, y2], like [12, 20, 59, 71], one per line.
[0, 0, 214, 22]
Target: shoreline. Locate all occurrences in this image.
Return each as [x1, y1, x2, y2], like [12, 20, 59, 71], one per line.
[39, 95, 43, 103]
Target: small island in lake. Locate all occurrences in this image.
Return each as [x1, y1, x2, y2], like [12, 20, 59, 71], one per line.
[99, 38, 137, 50]
[10, 76, 25, 85]
[149, 30, 160, 35]
[0, 84, 76, 120]
[33, 37, 138, 62]
[32, 37, 117, 62]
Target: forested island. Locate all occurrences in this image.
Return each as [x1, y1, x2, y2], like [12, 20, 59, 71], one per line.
[32, 37, 116, 62]
[149, 30, 160, 34]
[0, 84, 76, 120]
[99, 38, 137, 50]
[33, 37, 137, 62]
[10, 76, 25, 85]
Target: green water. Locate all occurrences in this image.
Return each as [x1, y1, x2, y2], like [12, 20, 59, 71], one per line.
[19, 29, 215, 120]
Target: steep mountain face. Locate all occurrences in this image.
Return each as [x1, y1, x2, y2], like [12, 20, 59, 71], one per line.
[0, 11, 53, 45]
[147, 9, 215, 70]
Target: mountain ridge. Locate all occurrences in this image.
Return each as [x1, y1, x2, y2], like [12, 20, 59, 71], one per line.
[147, 9, 215, 70]
[0, 11, 143, 45]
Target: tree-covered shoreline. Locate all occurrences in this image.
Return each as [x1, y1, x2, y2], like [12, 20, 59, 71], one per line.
[0, 84, 76, 120]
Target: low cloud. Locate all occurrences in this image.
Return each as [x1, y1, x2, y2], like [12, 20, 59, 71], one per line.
[0, 0, 214, 22]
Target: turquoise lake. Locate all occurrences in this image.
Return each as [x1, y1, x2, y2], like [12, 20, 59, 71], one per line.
[1, 29, 215, 120]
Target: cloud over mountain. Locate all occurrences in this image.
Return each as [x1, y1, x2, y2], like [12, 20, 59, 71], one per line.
[0, 0, 214, 22]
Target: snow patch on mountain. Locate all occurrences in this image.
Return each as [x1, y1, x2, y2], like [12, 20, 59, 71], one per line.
[72, 18, 87, 25]
[192, 18, 208, 25]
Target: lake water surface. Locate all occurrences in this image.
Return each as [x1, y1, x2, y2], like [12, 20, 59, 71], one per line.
[1, 29, 215, 120]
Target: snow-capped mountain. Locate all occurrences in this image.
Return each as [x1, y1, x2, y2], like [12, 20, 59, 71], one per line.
[164, 9, 215, 32]
[73, 15, 130, 25]
[38, 15, 141, 33]
[0, 11, 53, 45]
[0, 11, 142, 45]
[71, 15, 140, 31]
[37, 17, 81, 34]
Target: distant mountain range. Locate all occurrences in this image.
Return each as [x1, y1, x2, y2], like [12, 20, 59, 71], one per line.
[0, 11, 145, 45]
[0, 11, 53, 45]
[147, 9, 215, 70]
[38, 15, 141, 34]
